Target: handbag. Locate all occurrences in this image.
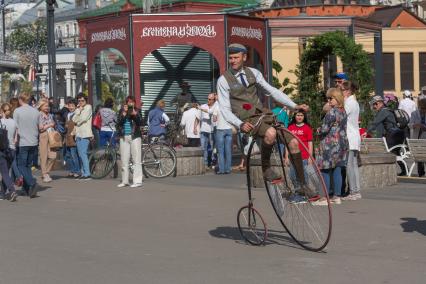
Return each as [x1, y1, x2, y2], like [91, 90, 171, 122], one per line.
[0, 120, 9, 151]
[175, 128, 188, 146]
[92, 112, 102, 130]
[47, 128, 63, 149]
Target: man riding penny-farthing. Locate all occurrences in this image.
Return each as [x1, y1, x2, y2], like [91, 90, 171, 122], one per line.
[217, 44, 332, 251]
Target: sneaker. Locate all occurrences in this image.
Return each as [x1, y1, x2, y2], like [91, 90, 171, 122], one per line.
[9, 192, 18, 202]
[263, 168, 282, 182]
[117, 183, 129, 188]
[42, 175, 52, 183]
[15, 177, 24, 187]
[311, 197, 329, 206]
[79, 176, 92, 181]
[341, 193, 362, 201]
[330, 196, 342, 205]
[130, 183, 143, 188]
[0, 193, 5, 200]
[288, 194, 307, 204]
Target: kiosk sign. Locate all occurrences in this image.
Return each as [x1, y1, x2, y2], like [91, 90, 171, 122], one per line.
[230, 26, 263, 41]
[141, 24, 217, 39]
[91, 27, 127, 43]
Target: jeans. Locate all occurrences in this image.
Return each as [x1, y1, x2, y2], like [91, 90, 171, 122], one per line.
[216, 129, 233, 173]
[17, 146, 37, 192]
[99, 130, 116, 147]
[76, 137, 91, 177]
[66, 146, 81, 174]
[120, 136, 142, 185]
[10, 149, 21, 181]
[0, 153, 15, 194]
[321, 167, 342, 196]
[346, 150, 361, 194]
[200, 132, 213, 166]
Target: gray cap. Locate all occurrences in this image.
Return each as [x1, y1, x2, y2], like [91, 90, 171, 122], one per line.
[228, 43, 247, 54]
[370, 95, 384, 105]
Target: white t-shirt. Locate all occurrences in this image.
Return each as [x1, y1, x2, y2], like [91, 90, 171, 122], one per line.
[1, 118, 17, 150]
[199, 103, 214, 133]
[180, 108, 201, 138]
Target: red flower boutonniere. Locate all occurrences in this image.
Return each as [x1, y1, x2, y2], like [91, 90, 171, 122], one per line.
[242, 103, 252, 111]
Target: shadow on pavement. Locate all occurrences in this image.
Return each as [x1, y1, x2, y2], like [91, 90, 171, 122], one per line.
[208, 226, 303, 250]
[400, 217, 426, 236]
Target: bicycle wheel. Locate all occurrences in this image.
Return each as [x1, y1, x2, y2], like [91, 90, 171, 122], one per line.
[237, 205, 268, 246]
[89, 147, 117, 179]
[142, 144, 177, 178]
[247, 130, 331, 251]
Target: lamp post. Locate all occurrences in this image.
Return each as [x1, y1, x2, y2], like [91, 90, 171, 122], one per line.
[46, 0, 57, 100]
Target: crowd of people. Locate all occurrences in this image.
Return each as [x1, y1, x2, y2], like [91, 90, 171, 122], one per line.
[0, 45, 423, 205]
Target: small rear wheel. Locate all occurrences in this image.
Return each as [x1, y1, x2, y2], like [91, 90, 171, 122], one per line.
[237, 205, 267, 246]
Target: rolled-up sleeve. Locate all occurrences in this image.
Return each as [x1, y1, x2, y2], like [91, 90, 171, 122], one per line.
[251, 68, 297, 110]
[217, 76, 243, 128]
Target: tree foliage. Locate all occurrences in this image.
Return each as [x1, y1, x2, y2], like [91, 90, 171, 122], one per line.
[294, 31, 374, 129]
[272, 60, 295, 97]
[7, 19, 47, 67]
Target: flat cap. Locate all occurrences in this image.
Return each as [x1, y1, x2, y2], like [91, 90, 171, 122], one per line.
[228, 43, 247, 54]
[370, 95, 384, 105]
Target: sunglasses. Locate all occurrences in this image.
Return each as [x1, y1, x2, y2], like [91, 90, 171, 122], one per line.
[327, 97, 332, 101]
[78, 99, 85, 102]
[208, 99, 215, 101]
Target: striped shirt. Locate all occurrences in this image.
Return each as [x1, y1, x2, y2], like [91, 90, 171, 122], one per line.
[123, 119, 132, 136]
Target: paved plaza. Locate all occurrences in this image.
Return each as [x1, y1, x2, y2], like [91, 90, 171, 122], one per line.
[0, 172, 425, 284]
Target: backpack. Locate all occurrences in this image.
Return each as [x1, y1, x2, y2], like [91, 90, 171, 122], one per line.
[0, 120, 9, 151]
[393, 109, 410, 129]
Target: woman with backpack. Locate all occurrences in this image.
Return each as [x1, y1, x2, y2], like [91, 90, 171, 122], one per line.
[0, 103, 18, 201]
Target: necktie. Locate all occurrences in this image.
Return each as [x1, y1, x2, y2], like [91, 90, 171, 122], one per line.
[239, 73, 247, 87]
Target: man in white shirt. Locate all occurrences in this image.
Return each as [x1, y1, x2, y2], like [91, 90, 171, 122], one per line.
[213, 98, 233, 174]
[199, 93, 216, 167]
[341, 81, 362, 201]
[398, 90, 417, 118]
[180, 103, 201, 147]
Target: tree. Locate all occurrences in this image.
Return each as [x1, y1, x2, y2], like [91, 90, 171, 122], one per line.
[294, 31, 374, 129]
[6, 19, 47, 68]
[272, 60, 295, 97]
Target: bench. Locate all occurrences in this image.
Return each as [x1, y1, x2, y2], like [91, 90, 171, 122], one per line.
[406, 139, 426, 177]
[361, 137, 410, 174]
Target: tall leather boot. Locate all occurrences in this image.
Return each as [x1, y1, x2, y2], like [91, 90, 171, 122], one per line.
[261, 143, 281, 181]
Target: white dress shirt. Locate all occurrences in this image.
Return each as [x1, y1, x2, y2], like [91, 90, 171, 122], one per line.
[344, 95, 361, 151]
[217, 67, 297, 129]
[398, 98, 417, 118]
[180, 107, 201, 138]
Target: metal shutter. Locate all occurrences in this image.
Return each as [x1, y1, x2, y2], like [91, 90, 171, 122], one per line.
[139, 44, 220, 118]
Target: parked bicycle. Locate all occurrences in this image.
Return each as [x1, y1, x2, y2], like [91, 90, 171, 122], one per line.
[89, 126, 177, 179]
[237, 109, 332, 251]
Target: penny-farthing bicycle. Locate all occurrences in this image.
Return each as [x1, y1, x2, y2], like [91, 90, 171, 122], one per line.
[237, 114, 332, 251]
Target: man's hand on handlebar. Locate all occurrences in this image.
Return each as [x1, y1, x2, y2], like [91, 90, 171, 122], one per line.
[295, 104, 309, 112]
[240, 122, 254, 133]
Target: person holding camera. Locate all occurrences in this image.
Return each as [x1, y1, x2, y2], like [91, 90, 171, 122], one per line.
[72, 93, 93, 180]
[116, 96, 143, 188]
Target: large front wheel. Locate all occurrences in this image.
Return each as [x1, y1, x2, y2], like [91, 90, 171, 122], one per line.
[247, 129, 332, 252]
[142, 144, 177, 178]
